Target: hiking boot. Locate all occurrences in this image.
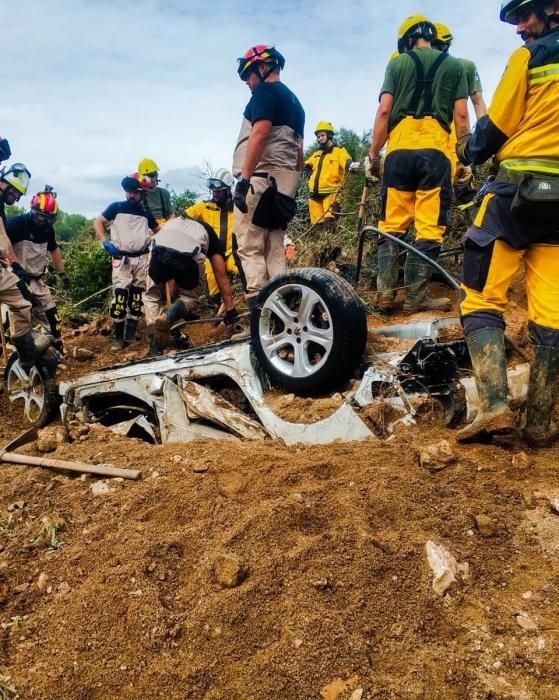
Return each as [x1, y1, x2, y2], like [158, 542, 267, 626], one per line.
[13, 330, 51, 369]
[375, 239, 400, 310]
[403, 253, 451, 313]
[523, 345, 559, 447]
[146, 324, 164, 357]
[124, 318, 139, 345]
[111, 322, 125, 351]
[456, 327, 518, 443]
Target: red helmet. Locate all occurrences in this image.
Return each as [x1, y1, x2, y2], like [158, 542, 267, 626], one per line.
[237, 45, 285, 81]
[31, 188, 58, 219]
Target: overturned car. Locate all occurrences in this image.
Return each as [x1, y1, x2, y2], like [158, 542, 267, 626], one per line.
[4, 269, 529, 445]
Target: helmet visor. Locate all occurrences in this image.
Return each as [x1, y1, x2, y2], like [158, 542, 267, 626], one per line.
[207, 178, 229, 190]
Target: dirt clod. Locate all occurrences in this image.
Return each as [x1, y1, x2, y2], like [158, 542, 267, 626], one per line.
[474, 514, 496, 538]
[212, 552, 248, 588]
[512, 451, 533, 469]
[417, 440, 456, 472]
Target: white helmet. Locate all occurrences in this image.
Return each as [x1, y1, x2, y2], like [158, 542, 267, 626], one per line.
[1, 162, 31, 195]
[207, 168, 235, 190]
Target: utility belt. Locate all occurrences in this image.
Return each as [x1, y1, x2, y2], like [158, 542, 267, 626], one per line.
[250, 173, 297, 231]
[113, 247, 149, 261]
[496, 165, 559, 223]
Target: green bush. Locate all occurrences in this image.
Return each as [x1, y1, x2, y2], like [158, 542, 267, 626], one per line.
[59, 227, 112, 312]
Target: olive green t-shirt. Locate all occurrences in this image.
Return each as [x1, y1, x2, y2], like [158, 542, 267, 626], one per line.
[380, 47, 468, 132]
[144, 187, 174, 222]
[459, 57, 483, 96]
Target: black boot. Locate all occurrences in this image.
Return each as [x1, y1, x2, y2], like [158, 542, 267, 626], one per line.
[524, 345, 559, 447]
[111, 322, 125, 351]
[45, 307, 64, 355]
[403, 253, 451, 312]
[457, 328, 517, 443]
[375, 239, 400, 311]
[147, 324, 164, 357]
[13, 330, 51, 369]
[207, 293, 222, 309]
[124, 318, 139, 345]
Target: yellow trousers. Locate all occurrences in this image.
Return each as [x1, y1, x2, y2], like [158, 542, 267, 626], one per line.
[204, 254, 238, 297]
[461, 239, 559, 330]
[308, 192, 339, 225]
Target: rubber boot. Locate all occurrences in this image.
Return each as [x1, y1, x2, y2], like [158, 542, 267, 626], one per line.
[403, 253, 451, 313]
[13, 330, 51, 369]
[146, 324, 164, 357]
[456, 328, 517, 443]
[375, 240, 400, 311]
[207, 293, 221, 309]
[523, 345, 559, 447]
[111, 322, 125, 351]
[124, 318, 139, 345]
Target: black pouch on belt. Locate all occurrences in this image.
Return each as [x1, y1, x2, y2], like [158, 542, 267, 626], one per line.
[149, 244, 200, 290]
[510, 172, 559, 223]
[252, 176, 297, 230]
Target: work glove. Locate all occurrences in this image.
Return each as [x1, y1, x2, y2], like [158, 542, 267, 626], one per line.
[223, 307, 240, 326]
[455, 132, 472, 166]
[363, 155, 382, 180]
[58, 272, 71, 290]
[101, 239, 121, 257]
[454, 164, 474, 195]
[11, 261, 31, 284]
[233, 178, 252, 214]
[348, 161, 362, 174]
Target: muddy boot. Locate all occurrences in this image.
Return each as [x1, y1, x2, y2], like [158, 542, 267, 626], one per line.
[456, 328, 517, 443]
[375, 239, 400, 311]
[146, 324, 164, 357]
[111, 322, 125, 351]
[523, 345, 559, 447]
[403, 253, 451, 312]
[124, 318, 139, 346]
[13, 330, 51, 369]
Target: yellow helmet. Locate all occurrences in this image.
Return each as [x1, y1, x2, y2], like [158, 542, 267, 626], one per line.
[138, 157, 159, 176]
[434, 22, 453, 47]
[314, 120, 335, 135]
[397, 14, 436, 53]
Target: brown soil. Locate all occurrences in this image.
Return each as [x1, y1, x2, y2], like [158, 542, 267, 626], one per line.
[2, 295, 559, 699]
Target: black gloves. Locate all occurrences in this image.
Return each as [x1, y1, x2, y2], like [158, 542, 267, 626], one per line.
[233, 178, 252, 214]
[223, 307, 240, 326]
[58, 272, 71, 290]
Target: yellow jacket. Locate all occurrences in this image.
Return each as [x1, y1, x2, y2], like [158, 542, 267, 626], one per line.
[185, 200, 234, 257]
[467, 29, 559, 173]
[305, 145, 351, 196]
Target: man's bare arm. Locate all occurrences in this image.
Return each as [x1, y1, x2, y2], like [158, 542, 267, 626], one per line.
[241, 120, 272, 179]
[209, 254, 234, 311]
[369, 93, 394, 158]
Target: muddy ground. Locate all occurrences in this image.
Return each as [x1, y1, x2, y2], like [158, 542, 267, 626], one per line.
[1, 282, 559, 700]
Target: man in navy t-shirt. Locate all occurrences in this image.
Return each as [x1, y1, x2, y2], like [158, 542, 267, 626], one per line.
[94, 175, 159, 351]
[232, 45, 305, 337]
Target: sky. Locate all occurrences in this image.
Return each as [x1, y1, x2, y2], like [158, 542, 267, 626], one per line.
[4, 0, 521, 217]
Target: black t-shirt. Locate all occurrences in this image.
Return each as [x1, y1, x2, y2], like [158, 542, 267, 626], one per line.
[101, 200, 157, 230]
[7, 213, 58, 251]
[244, 82, 305, 137]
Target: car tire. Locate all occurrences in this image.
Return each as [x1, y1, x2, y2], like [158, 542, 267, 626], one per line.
[250, 268, 367, 395]
[3, 353, 59, 427]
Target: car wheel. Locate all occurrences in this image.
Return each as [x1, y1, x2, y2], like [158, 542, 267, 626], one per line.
[251, 268, 367, 395]
[3, 353, 59, 427]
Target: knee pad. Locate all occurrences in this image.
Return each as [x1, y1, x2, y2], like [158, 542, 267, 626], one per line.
[45, 306, 62, 339]
[128, 286, 145, 319]
[110, 288, 128, 320]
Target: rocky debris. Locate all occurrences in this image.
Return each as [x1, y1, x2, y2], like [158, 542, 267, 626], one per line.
[425, 541, 469, 597]
[72, 347, 95, 361]
[321, 675, 360, 700]
[57, 582, 71, 596]
[474, 514, 496, 538]
[549, 497, 559, 515]
[67, 419, 90, 442]
[417, 440, 456, 472]
[36, 426, 67, 453]
[88, 317, 113, 336]
[212, 552, 248, 589]
[89, 480, 114, 496]
[36, 573, 48, 591]
[512, 451, 533, 469]
[515, 611, 538, 631]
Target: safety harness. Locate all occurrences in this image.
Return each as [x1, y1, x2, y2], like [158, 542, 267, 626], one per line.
[406, 51, 450, 130]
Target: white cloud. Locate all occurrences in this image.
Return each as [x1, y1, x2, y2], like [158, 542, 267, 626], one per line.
[5, 0, 520, 216]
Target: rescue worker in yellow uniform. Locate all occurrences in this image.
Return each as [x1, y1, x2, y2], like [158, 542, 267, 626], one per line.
[185, 169, 245, 308]
[456, 0, 559, 446]
[304, 122, 352, 227]
[433, 23, 487, 205]
[137, 158, 175, 226]
[367, 15, 470, 312]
